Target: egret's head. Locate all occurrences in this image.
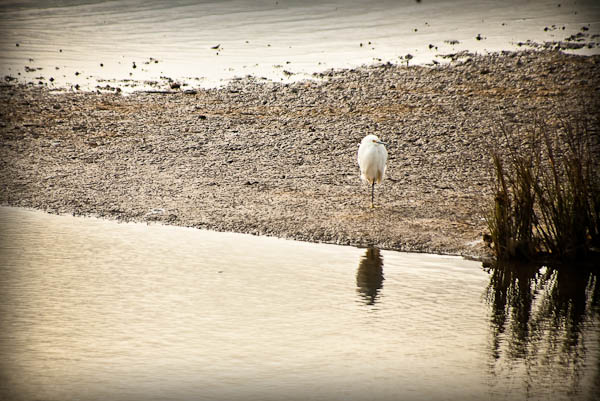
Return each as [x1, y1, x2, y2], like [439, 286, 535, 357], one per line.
[361, 134, 387, 146]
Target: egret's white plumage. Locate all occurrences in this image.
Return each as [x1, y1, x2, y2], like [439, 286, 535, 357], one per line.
[358, 134, 388, 208]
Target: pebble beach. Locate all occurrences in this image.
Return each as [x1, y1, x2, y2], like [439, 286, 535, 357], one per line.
[2, 47, 599, 259]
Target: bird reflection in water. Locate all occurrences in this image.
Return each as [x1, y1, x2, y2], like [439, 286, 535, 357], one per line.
[356, 247, 385, 305]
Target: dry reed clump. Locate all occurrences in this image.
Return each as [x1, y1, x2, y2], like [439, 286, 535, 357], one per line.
[487, 109, 600, 262]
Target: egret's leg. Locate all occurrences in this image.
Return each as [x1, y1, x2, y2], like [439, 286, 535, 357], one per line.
[371, 182, 375, 208]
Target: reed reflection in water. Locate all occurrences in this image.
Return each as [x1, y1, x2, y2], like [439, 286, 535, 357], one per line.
[485, 261, 600, 399]
[356, 248, 384, 305]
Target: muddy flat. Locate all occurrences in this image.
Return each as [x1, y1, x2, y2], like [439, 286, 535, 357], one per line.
[1, 49, 599, 259]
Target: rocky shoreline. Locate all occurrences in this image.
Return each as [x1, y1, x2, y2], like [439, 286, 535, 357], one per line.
[1, 49, 599, 259]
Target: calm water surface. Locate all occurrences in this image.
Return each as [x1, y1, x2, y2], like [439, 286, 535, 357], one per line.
[1, 0, 599, 90]
[0, 207, 599, 400]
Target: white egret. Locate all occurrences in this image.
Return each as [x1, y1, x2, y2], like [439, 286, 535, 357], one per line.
[357, 134, 388, 208]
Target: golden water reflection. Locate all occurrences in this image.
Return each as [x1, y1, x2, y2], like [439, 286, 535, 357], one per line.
[485, 261, 600, 398]
[356, 248, 384, 305]
[2, 207, 599, 401]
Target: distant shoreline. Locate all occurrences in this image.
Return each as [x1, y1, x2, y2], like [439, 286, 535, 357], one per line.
[1, 49, 598, 259]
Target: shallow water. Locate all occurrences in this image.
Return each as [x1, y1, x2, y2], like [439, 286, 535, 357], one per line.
[1, 0, 599, 90]
[0, 206, 598, 401]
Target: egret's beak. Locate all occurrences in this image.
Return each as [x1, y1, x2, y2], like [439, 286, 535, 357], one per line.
[377, 141, 388, 146]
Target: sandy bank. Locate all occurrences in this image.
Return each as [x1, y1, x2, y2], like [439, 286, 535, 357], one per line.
[1, 49, 599, 259]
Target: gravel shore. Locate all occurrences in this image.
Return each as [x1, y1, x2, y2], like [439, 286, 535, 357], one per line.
[1, 49, 599, 259]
